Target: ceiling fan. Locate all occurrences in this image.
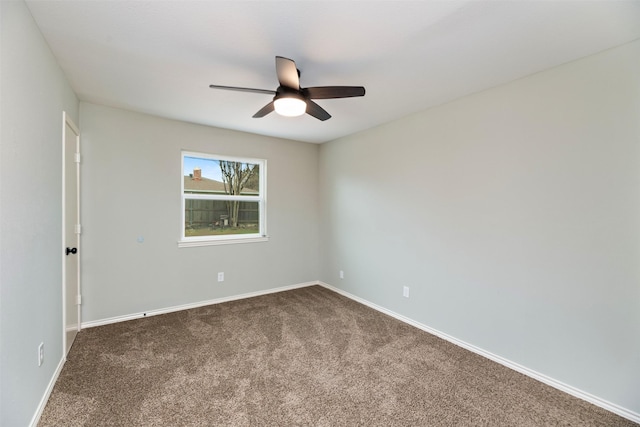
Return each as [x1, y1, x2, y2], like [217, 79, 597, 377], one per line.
[209, 56, 365, 121]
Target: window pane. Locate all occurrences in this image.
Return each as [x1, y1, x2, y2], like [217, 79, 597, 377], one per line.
[184, 199, 260, 236]
[184, 156, 260, 195]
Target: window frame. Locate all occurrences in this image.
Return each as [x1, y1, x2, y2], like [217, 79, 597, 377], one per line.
[179, 150, 268, 247]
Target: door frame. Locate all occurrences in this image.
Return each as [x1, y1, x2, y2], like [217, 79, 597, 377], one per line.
[62, 111, 81, 358]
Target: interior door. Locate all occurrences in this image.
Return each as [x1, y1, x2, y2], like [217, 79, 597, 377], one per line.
[63, 112, 81, 355]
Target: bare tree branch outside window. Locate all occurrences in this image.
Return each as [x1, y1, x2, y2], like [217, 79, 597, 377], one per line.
[219, 161, 259, 227]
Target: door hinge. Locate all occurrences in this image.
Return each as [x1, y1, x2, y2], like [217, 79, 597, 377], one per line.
[74, 153, 81, 163]
[76, 295, 82, 305]
[75, 224, 82, 234]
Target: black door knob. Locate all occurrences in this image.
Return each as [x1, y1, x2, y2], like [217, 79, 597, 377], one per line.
[66, 247, 77, 256]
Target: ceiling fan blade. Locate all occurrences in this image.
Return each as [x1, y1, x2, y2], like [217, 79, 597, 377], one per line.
[252, 101, 275, 118]
[276, 56, 300, 89]
[306, 100, 331, 121]
[303, 86, 366, 99]
[209, 84, 275, 95]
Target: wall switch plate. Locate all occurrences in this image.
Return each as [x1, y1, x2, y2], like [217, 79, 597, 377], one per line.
[38, 342, 44, 366]
[403, 286, 410, 298]
[217, 272, 224, 282]
[339, 270, 344, 279]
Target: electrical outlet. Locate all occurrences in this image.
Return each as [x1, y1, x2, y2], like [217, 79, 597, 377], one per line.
[339, 270, 344, 279]
[38, 342, 44, 366]
[217, 272, 224, 282]
[403, 286, 410, 298]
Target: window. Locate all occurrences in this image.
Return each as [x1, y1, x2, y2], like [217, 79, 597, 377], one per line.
[179, 151, 267, 247]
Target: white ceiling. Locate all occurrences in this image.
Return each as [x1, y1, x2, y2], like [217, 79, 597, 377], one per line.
[26, 1, 640, 144]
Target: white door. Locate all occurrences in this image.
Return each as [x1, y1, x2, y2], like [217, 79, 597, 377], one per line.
[63, 112, 81, 355]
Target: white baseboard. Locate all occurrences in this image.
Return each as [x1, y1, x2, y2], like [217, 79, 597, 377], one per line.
[29, 354, 66, 427]
[81, 281, 318, 329]
[318, 281, 640, 425]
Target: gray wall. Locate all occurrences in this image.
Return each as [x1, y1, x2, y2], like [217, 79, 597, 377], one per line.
[319, 40, 640, 414]
[0, 1, 79, 425]
[79, 103, 319, 323]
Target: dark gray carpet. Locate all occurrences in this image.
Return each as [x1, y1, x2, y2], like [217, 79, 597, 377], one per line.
[40, 286, 636, 426]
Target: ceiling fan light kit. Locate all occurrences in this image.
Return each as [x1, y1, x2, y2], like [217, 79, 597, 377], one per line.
[274, 93, 306, 117]
[209, 56, 365, 121]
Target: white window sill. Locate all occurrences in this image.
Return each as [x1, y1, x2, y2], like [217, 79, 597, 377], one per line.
[178, 235, 269, 248]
